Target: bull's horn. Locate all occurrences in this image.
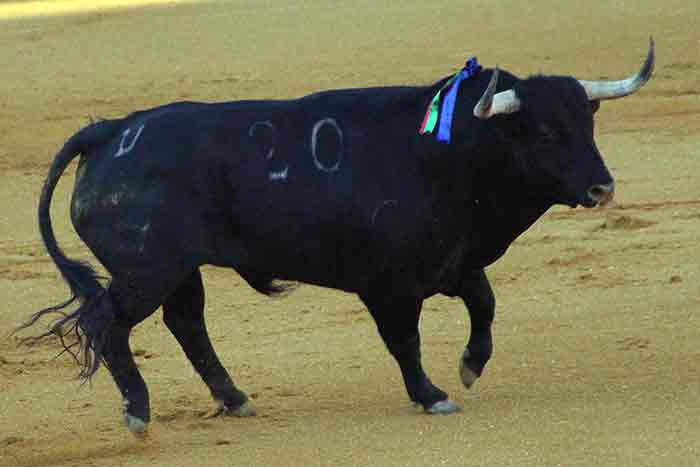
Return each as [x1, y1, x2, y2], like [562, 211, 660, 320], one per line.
[579, 37, 655, 101]
[473, 68, 522, 119]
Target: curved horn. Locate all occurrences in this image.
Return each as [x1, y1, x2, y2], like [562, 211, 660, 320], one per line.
[473, 68, 522, 119]
[579, 37, 655, 101]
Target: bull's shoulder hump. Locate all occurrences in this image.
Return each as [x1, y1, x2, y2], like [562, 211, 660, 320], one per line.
[299, 85, 424, 104]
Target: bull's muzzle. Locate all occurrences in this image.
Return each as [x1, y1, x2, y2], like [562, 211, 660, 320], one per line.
[587, 181, 615, 206]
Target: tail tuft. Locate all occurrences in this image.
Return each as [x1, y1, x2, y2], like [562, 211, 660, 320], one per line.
[17, 289, 115, 379]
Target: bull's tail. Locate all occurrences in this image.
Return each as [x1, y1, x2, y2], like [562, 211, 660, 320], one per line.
[16, 119, 122, 380]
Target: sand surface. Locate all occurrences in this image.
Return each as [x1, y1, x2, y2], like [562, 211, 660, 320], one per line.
[1, 1, 699, 466]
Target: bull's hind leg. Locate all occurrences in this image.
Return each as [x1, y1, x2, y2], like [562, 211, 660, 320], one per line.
[360, 292, 460, 415]
[100, 280, 164, 435]
[163, 269, 255, 418]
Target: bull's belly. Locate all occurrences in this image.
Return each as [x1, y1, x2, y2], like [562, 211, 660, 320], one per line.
[219, 214, 476, 296]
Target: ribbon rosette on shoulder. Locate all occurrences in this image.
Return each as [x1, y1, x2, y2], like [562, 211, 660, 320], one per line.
[419, 57, 482, 144]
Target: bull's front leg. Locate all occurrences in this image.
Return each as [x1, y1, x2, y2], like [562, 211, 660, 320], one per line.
[360, 292, 460, 414]
[458, 269, 495, 389]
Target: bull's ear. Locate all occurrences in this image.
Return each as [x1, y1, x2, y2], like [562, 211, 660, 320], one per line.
[590, 100, 600, 114]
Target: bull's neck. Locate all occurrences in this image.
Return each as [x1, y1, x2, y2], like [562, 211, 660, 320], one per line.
[406, 76, 554, 256]
[470, 143, 553, 245]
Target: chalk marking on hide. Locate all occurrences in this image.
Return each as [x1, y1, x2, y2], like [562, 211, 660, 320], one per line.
[107, 192, 123, 206]
[371, 199, 398, 226]
[138, 222, 151, 255]
[249, 120, 275, 159]
[311, 117, 343, 172]
[269, 166, 289, 181]
[114, 124, 145, 158]
[103, 184, 132, 208]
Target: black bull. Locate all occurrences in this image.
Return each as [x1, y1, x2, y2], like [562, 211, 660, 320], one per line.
[21, 41, 654, 434]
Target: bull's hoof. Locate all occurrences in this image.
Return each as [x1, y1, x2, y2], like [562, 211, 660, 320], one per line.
[230, 401, 257, 417]
[425, 399, 461, 415]
[124, 413, 148, 436]
[203, 400, 257, 419]
[460, 356, 479, 390]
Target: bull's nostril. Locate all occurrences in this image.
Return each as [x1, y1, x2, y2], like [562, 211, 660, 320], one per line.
[587, 182, 615, 205]
[589, 186, 606, 199]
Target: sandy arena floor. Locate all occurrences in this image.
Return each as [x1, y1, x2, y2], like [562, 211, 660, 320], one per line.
[1, 1, 699, 466]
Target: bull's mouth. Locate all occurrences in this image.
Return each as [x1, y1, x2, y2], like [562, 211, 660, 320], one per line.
[578, 198, 597, 209]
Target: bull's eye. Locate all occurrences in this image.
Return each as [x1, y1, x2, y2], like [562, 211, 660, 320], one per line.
[538, 123, 556, 142]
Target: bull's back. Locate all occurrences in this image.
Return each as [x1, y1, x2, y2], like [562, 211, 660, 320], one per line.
[68, 91, 430, 289]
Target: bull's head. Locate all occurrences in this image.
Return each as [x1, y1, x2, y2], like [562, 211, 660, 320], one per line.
[472, 38, 654, 208]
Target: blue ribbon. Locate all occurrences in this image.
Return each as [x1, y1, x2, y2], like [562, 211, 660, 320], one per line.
[436, 57, 482, 143]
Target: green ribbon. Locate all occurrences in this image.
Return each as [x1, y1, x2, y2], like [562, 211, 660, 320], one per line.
[419, 73, 458, 135]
